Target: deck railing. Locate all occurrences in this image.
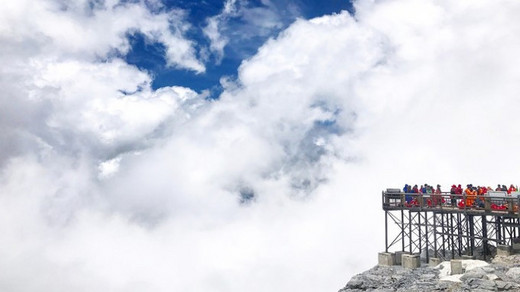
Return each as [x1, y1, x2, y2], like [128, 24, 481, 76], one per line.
[382, 189, 520, 215]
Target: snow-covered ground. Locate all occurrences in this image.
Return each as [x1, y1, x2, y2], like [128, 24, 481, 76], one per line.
[437, 259, 492, 282]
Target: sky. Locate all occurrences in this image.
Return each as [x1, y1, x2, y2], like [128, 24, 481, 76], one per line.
[124, 0, 353, 95]
[2, 0, 520, 291]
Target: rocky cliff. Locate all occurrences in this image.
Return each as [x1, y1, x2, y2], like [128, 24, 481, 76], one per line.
[339, 254, 520, 291]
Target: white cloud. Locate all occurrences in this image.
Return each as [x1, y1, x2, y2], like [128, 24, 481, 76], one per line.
[0, 0, 206, 163]
[0, 0, 204, 72]
[22, 57, 201, 162]
[202, 0, 238, 63]
[202, 0, 295, 63]
[203, 16, 229, 64]
[2, 0, 520, 291]
[98, 156, 122, 179]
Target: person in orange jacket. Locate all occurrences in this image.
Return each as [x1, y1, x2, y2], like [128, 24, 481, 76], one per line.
[475, 186, 486, 208]
[465, 184, 477, 206]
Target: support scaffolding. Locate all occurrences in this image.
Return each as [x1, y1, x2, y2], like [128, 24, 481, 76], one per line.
[383, 191, 520, 261]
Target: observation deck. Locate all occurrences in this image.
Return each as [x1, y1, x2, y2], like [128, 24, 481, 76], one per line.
[382, 189, 520, 263]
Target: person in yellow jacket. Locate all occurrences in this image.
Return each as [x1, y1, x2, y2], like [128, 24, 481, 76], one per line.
[465, 184, 477, 207]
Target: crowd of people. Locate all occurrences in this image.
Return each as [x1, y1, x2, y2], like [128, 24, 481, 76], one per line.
[400, 183, 520, 210]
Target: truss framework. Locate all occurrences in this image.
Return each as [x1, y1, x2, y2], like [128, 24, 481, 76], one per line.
[385, 209, 520, 261]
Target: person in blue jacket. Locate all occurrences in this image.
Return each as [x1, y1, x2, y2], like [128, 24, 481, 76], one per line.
[403, 184, 412, 203]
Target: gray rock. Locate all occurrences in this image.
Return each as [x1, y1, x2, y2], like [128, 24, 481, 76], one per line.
[339, 254, 520, 292]
[392, 274, 404, 281]
[505, 267, 520, 282]
[345, 277, 364, 289]
[482, 266, 496, 273]
[470, 279, 498, 291]
[434, 281, 453, 290]
[421, 273, 436, 280]
[461, 268, 490, 281]
[495, 280, 519, 290]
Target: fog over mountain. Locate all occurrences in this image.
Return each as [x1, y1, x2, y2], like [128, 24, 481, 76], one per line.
[1, 0, 520, 291]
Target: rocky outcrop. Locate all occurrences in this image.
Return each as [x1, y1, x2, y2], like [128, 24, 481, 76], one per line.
[339, 254, 520, 292]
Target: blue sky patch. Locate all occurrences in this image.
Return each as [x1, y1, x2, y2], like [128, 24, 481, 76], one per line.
[124, 0, 353, 98]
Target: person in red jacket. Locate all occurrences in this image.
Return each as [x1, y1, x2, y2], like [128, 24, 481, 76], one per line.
[455, 184, 463, 205]
[508, 184, 517, 194]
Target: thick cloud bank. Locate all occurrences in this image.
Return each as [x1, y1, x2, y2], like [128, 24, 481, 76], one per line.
[2, 0, 520, 291]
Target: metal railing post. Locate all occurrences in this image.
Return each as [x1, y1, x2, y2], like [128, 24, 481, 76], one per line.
[517, 196, 520, 216]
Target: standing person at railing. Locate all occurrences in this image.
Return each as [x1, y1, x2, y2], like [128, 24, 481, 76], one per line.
[403, 184, 412, 203]
[456, 184, 463, 195]
[508, 184, 517, 194]
[456, 184, 463, 205]
[424, 184, 432, 206]
[427, 184, 433, 194]
[496, 184, 502, 191]
[450, 185, 457, 193]
[450, 185, 457, 205]
[465, 184, 477, 207]
[475, 186, 485, 208]
[433, 184, 442, 206]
